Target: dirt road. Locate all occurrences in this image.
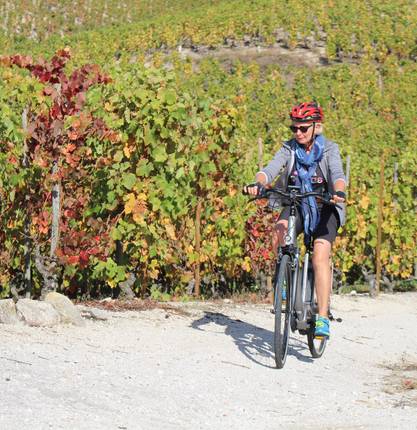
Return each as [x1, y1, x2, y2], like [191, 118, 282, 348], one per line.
[1, 293, 416, 429]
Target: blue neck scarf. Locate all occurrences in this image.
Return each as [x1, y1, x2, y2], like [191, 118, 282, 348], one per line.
[293, 134, 325, 245]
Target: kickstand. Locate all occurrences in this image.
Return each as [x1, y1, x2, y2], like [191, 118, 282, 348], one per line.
[328, 310, 342, 323]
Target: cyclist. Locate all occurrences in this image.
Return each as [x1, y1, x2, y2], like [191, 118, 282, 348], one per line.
[245, 102, 346, 338]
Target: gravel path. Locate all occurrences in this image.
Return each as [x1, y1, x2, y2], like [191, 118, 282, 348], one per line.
[1, 293, 417, 430]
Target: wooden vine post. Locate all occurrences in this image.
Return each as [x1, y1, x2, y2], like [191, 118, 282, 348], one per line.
[257, 137, 273, 296]
[22, 108, 32, 298]
[194, 197, 202, 297]
[49, 84, 62, 292]
[375, 150, 386, 295]
[374, 70, 385, 296]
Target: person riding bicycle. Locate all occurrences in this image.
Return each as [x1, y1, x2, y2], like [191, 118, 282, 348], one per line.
[245, 102, 346, 339]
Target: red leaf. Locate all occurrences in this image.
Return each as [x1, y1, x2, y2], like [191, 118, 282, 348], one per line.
[67, 255, 80, 265]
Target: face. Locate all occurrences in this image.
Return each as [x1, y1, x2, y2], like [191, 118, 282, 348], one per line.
[290, 121, 315, 145]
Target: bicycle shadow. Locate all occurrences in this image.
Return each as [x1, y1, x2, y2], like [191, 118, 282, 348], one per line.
[190, 311, 313, 369]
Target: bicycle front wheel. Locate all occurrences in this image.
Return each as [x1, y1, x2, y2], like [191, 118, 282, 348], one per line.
[306, 272, 327, 358]
[307, 319, 327, 358]
[273, 254, 292, 369]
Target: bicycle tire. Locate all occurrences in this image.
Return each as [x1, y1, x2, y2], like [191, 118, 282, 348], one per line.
[307, 321, 327, 358]
[306, 268, 327, 358]
[273, 254, 292, 369]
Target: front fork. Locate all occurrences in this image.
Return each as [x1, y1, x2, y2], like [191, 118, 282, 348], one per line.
[275, 245, 300, 317]
[298, 251, 313, 325]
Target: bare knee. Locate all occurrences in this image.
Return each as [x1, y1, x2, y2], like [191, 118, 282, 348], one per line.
[312, 239, 331, 270]
[273, 220, 288, 249]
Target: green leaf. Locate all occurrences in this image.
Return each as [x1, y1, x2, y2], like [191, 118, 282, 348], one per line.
[161, 89, 177, 105]
[122, 173, 137, 190]
[114, 150, 124, 162]
[152, 146, 168, 163]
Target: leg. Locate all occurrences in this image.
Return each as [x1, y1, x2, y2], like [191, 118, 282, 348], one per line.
[272, 219, 288, 252]
[312, 238, 332, 318]
[272, 206, 303, 254]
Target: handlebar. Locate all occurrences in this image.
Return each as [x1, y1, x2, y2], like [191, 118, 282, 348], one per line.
[242, 185, 340, 208]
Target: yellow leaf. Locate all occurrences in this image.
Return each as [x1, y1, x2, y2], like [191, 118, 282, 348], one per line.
[199, 254, 209, 263]
[124, 193, 136, 214]
[357, 214, 367, 239]
[124, 193, 146, 223]
[391, 255, 401, 265]
[242, 257, 252, 272]
[359, 194, 370, 210]
[165, 223, 177, 240]
[137, 193, 147, 201]
[123, 146, 131, 158]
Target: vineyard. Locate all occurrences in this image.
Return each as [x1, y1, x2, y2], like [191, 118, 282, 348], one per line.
[0, 0, 416, 299]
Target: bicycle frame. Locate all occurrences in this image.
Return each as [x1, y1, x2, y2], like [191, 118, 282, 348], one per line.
[277, 188, 316, 332]
[245, 185, 336, 332]
[244, 185, 334, 365]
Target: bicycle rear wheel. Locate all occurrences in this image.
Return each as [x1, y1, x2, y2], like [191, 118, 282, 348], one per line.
[273, 254, 292, 369]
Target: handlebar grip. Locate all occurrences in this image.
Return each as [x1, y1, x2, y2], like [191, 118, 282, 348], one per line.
[242, 183, 266, 197]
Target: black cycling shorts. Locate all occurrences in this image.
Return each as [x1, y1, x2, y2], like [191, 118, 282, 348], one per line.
[278, 205, 340, 243]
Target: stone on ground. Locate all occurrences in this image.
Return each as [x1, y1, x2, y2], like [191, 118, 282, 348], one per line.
[0, 299, 20, 325]
[44, 292, 85, 326]
[16, 298, 60, 327]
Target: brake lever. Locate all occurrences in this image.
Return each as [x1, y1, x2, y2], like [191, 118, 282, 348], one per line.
[318, 192, 343, 209]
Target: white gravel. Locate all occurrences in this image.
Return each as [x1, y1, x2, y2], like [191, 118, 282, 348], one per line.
[1, 293, 416, 430]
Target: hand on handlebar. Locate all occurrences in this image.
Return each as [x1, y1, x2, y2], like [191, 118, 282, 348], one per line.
[331, 195, 345, 204]
[330, 191, 346, 204]
[242, 182, 266, 197]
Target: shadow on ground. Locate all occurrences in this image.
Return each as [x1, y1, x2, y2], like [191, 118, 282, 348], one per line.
[191, 311, 313, 369]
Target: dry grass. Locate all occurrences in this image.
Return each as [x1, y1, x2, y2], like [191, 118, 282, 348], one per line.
[79, 298, 191, 316]
[382, 357, 417, 407]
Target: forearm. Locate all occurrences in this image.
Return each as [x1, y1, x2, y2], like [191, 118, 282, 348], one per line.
[333, 178, 346, 193]
[255, 171, 268, 185]
[256, 145, 290, 184]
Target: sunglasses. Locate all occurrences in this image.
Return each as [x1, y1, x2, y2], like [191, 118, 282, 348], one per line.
[289, 124, 313, 133]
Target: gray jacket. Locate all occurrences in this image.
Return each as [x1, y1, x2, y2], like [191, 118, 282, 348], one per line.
[258, 137, 346, 226]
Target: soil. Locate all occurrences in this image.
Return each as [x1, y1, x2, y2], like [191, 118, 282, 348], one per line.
[178, 44, 329, 68]
[1, 293, 417, 429]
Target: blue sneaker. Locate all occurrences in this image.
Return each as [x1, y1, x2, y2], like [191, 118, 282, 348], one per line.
[314, 316, 330, 338]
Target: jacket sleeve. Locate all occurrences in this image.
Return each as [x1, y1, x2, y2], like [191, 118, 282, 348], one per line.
[328, 142, 346, 184]
[257, 144, 291, 184]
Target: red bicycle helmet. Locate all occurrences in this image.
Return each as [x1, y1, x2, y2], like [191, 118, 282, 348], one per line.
[290, 102, 324, 123]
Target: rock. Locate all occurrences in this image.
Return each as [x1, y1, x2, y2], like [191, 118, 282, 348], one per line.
[77, 306, 108, 321]
[0, 299, 20, 324]
[303, 36, 316, 49]
[44, 292, 85, 326]
[16, 299, 60, 327]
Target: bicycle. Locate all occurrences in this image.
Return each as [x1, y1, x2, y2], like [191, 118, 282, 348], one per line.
[244, 185, 339, 369]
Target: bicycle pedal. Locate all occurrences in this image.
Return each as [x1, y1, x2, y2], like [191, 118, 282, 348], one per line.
[328, 312, 343, 323]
